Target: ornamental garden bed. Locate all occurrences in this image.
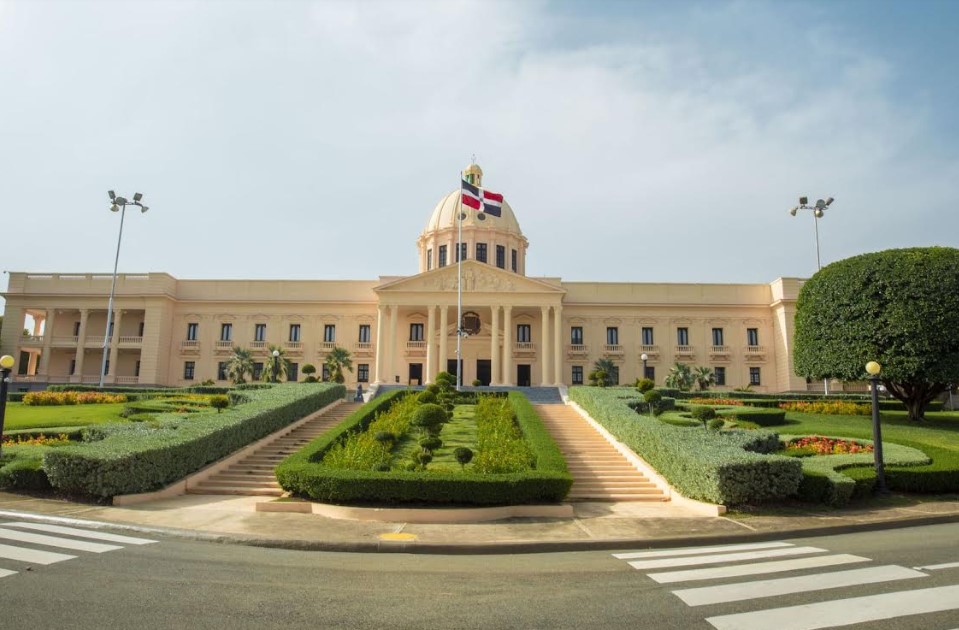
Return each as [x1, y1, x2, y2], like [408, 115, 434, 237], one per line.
[276, 378, 572, 506]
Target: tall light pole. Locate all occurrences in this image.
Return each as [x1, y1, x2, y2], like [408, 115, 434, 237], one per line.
[0, 355, 15, 458]
[272, 349, 280, 383]
[641, 353, 648, 381]
[100, 191, 149, 388]
[790, 195, 834, 394]
[865, 361, 889, 494]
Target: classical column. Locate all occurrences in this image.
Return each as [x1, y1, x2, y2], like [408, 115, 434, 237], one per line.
[490, 305, 500, 385]
[74, 308, 89, 381]
[425, 305, 435, 384]
[39, 310, 55, 377]
[439, 305, 448, 376]
[541, 306, 551, 385]
[553, 303, 563, 385]
[388, 304, 399, 383]
[374, 305, 385, 383]
[108, 309, 123, 382]
[502, 305, 513, 385]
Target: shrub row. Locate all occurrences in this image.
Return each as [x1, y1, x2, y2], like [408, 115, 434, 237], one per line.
[570, 387, 801, 505]
[276, 391, 572, 505]
[42, 383, 345, 499]
[657, 388, 944, 412]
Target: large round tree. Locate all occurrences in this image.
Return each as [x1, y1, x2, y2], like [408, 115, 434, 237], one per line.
[793, 247, 959, 421]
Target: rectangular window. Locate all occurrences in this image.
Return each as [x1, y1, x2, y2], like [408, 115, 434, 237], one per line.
[69, 359, 76, 375]
[712, 328, 724, 346]
[134, 360, 140, 377]
[438, 245, 448, 267]
[572, 365, 584, 385]
[609, 365, 620, 385]
[288, 362, 299, 382]
[677, 327, 689, 346]
[644, 365, 655, 381]
[322, 364, 330, 381]
[253, 362, 264, 380]
[476, 242, 487, 263]
[138, 321, 145, 336]
[410, 323, 424, 341]
[511, 248, 518, 272]
[747, 328, 759, 346]
[641, 327, 654, 345]
[220, 323, 232, 342]
[217, 362, 228, 381]
[517, 324, 531, 343]
[73, 321, 81, 336]
[570, 326, 583, 345]
[358, 363, 369, 382]
[105, 359, 110, 375]
[606, 327, 619, 345]
[455, 242, 467, 262]
[183, 361, 195, 380]
[358, 324, 371, 343]
[715, 366, 726, 386]
[324, 325, 336, 343]
[187, 322, 198, 341]
[496, 245, 506, 269]
[254, 323, 266, 342]
[749, 366, 761, 385]
[289, 324, 301, 342]
[427, 248, 433, 271]
[108, 321, 114, 337]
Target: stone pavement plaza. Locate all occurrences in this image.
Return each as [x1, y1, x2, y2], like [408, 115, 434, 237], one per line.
[1, 491, 957, 553]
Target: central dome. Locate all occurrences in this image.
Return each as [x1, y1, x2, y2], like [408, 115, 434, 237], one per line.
[422, 190, 523, 235]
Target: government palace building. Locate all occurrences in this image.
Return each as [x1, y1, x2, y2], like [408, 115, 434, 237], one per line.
[1, 163, 819, 393]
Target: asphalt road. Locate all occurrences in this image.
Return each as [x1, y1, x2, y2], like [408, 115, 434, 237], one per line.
[1, 521, 958, 630]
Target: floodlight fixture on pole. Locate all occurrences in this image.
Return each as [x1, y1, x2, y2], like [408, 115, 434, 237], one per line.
[0, 354, 16, 458]
[99, 191, 149, 388]
[789, 194, 835, 394]
[272, 349, 280, 383]
[866, 360, 889, 494]
[641, 353, 648, 380]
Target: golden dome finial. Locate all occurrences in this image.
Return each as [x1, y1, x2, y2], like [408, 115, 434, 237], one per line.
[463, 160, 483, 186]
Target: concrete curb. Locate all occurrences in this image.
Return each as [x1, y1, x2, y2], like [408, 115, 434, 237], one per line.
[2, 508, 958, 555]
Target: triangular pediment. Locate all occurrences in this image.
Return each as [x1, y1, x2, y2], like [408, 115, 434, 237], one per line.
[375, 261, 565, 295]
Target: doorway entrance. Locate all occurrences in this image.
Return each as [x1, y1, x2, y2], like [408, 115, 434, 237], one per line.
[447, 359, 462, 381]
[517, 364, 531, 387]
[476, 360, 491, 386]
[408, 363, 423, 386]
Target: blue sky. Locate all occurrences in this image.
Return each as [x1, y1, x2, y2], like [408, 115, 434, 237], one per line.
[1, 0, 957, 314]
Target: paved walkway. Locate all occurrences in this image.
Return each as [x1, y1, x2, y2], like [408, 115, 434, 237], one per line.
[1, 491, 957, 553]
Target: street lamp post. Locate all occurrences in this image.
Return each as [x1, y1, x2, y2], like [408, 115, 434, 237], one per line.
[99, 191, 149, 388]
[0, 355, 15, 458]
[790, 195, 834, 394]
[866, 361, 889, 495]
[272, 349, 280, 383]
[641, 353, 648, 380]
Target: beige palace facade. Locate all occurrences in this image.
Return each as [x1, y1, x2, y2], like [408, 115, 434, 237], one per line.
[2, 164, 814, 393]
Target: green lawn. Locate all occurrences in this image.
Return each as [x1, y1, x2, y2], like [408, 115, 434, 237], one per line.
[3, 402, 128, 430]
[393, 404, 479, 472]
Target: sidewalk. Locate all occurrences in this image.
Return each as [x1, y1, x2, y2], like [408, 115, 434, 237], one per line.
[1, 491, 957, 553]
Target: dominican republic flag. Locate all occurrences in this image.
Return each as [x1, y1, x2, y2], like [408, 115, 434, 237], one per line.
[461, 179, 504, 217]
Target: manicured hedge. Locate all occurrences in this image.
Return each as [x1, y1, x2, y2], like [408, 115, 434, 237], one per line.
[276, 391, 572, 505]
[0, 457, 51, 491]
[42, 383, 345, 499]
[570, 387, 801, 505]
[659, 389, 942, 412]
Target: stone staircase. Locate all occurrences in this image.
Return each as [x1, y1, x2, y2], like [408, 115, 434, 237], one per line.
[536, 404, 668, 502]
[189, 402, 361, 496]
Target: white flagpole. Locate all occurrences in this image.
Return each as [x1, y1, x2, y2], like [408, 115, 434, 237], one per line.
[456, 167, 464, 392]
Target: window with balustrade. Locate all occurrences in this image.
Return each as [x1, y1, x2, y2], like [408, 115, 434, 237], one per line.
[254, 324, 266, 342]
[410, 323, 424, 341]
[571, 326, 583, 345]
[324, 325, 336, 343]
[677, 327, 689, 346]
[712, 328, 724, 346]
[187, 323, 199, 341]
[747, 328, 759, 346]
[517, 324, 531, 343]
[289, 324, 301, 342]
[642, 327, 654, 345]
[606, 327, 619, 345]
[358, 324, 371, 343]
[220, 323, 232, 342]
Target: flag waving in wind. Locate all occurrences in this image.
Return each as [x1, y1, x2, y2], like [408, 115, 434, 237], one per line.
[461, 179, 504, 217]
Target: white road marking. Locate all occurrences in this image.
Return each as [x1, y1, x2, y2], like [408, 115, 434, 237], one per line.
[614, 541, 794, 560]
[674, 565, 927, 607]
[706, 584, 959, 630]
[0, 568, 16, 578]
[648, 554, 870, 584]
[0, 543, 75, 565]
[913, 561, 959, 572]
[1, 522, 157, 545]
[628, 546, 827, 570]
[0, 527, 122, 553]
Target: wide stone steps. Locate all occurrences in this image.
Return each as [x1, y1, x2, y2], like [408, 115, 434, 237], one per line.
[190, 402, 360, 496]
[535, 404, 668, 503]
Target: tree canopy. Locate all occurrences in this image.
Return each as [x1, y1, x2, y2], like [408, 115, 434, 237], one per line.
[793, 246, 959, 421]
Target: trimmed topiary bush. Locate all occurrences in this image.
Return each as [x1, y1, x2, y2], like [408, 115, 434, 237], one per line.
[454, 447, 474, 469]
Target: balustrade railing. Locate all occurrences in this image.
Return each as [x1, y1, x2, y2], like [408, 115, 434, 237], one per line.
[603, 344, 623, 354]
[567, 344, 588, 355]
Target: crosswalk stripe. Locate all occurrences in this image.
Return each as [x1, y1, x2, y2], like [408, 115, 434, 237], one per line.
[647, 554, 870, 584]
[706, 584, 959, 630]
[614, 541, 794, 560]
[1, 522, 157, 545]
[913, 561, 959, 571]
[0, 543, 75, 565]
[674, 565, 927, 607]
[628, 546, 827, 570]
[0, 568, 16, 578]
[0, 527, 122, 553]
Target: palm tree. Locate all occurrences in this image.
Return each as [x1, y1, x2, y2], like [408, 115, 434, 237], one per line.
[665, 362, 695, 391]
[591, 358, 618, 387]
[694, 366, 715, 391]
[263, 345, 292, 382]
[324, 346, 353, 383]
[225, 346, 254, 384]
